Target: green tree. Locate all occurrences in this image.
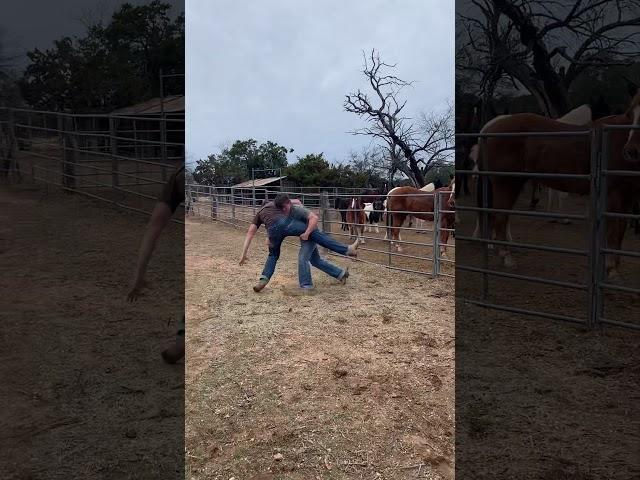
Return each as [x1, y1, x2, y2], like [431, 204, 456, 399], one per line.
[19, 1, 184, 112]
[192, 139, 291, 185]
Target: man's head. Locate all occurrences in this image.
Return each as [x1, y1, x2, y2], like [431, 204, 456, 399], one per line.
[274, 193, 292, 214]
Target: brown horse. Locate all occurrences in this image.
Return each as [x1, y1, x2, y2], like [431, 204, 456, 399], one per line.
[471, 85, 640, 276]
[346, 197, 367, 244]
[386, 186, 455, 255]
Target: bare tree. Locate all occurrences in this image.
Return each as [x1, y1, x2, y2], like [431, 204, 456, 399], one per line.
[458, 0, 640, 116]
[345, 50, 454, 187]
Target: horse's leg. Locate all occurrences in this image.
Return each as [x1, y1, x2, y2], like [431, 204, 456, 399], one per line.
[439, 215, 451, 257]
[559, 193, 571, 225]
[493, 179, 525, 267]
[606, 218, 627, 278]
[529, 182, 540, 209]
[392, 213, 406, 252]
[605, 192, 629, 278]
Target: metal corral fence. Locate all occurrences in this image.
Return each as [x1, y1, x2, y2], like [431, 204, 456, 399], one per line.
[0, 107, 185, 221]
[455, 125, 640, 330]
[186, 184, 456, 278]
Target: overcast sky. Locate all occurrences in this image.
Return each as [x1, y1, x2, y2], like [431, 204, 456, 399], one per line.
[186, 0, 454, 166]
[1, 0, 182, 69]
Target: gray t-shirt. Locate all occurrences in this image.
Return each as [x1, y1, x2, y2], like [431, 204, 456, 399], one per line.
[290, 204, 311, 222]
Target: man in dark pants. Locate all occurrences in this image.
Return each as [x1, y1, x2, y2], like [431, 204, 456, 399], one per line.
[127, 163, 185, 364]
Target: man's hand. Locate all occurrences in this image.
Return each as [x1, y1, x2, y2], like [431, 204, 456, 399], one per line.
[239, 254, 249, 266]
[300, 232, 310, 241]
[127, 278, 148, 302]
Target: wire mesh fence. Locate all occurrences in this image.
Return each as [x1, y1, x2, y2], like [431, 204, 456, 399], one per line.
[455, 126, 640, 330]
[186, 184, 456, 278]
[0, 107, 185, 222]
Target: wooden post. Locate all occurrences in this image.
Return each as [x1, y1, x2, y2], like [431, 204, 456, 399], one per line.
[432, 191, 441, 277]
[57, 114, 65, 187]
[320, 191, 329, 254]
[109, 116, 119, 190]
[133, 120, 140, 185]
[231, 187, 236, 221]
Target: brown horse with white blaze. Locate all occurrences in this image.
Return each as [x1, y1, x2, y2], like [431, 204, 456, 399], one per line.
[386, 186, 455, 256]
[472, 84, 640, 277]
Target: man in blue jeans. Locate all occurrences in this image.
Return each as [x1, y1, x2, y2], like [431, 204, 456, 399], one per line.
[239, 193, 359, 292]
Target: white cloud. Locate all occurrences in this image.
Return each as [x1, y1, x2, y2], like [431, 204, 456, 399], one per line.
[186, 0, 454, 164]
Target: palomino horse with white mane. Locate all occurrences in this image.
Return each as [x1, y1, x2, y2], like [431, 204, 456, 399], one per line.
[470, 84, 640, 277]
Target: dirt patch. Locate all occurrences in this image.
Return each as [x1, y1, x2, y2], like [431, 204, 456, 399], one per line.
[1, 184, 184, 479]
[185, 216, 454, 479]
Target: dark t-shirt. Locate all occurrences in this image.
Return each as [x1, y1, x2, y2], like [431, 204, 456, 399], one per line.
[158, 163, 185, 213]
[252, 202, 286, 229]
[252, 201, 311, 230]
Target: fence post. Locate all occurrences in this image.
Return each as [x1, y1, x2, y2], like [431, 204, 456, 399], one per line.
[109, 116, 119, 190]
[320, 191, 329, 254]
[211, 187, 218, 220]
[480, 137, 489, 301]
[133, 120, 140, 185]
[386, 200, 392, 267]
[593, 129, 609, 329]
[231, 187, 236, 221]
[432, 192, 441, 277]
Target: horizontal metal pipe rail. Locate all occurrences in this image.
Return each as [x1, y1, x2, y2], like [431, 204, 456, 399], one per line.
[187, 183, 454, 278]
[455, 126, 640, 330]
[3, 107, 185, 224]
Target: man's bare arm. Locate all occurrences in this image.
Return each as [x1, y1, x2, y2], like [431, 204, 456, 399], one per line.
[240, 224, 259, 265]
[127, 202, 173, 301]
[300, 212, 319, 240]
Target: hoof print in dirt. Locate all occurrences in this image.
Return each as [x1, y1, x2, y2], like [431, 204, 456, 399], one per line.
[332, 366, 349, 378]
[350, 380, 370, 395]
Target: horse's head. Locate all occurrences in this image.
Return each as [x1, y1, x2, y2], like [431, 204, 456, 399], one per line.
[373, 198, 384, 211]
[623, 82, 640, 163]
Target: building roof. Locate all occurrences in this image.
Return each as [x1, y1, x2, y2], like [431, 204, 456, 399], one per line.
[232, 176, 288, 188]
[111, 95, 184, 115]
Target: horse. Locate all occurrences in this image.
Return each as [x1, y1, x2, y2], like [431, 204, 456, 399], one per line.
[364, 198, 385, 233]
[334, 196, 350, 231]
[470, 103, 595, 247]
[386, 186, 455, 256]
[528, 105, 593, 210]
[470, 84, 640, 276]
[346, 197, 367, 244]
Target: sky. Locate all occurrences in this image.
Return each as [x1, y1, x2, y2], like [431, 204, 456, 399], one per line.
[186, 0, 454, 167]
[0, 0, 183, 69]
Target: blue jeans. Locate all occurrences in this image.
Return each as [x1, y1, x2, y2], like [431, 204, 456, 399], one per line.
[260, 217, 349, 281]
[298, 240, 346, 288]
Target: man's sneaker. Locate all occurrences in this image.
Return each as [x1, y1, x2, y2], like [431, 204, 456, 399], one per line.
[253, 278, 269, 293]
[346, 239, 360, 257]
[339, 269, 350, 285]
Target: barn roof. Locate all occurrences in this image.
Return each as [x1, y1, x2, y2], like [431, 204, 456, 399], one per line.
[232, 176, 288, 188]
[111, 95, 185, 116]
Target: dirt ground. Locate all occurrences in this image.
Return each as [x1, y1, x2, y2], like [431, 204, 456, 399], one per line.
[455, 302, 640, 479]
[185, 216, 455, 479]
[455, 186, 640, 479]
[1, 183, 184, 479]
